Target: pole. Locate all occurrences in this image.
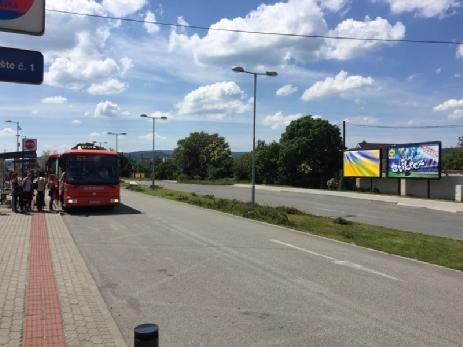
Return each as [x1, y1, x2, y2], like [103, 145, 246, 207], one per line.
[251, 73, 257, 208]
[427, 179, 431, 199]
[115, 134, 119, 153]
[152, 118, 156, 188]
[340, 120, 346, 190]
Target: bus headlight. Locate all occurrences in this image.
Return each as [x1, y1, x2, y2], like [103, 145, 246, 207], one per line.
[67, 199, 78, 204]
[110, 198, 119, 204]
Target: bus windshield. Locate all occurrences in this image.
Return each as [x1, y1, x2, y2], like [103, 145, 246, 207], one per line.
[65, 154, 118, 185]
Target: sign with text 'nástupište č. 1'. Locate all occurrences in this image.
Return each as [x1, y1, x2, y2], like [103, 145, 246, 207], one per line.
[387, 142, 441, 179]
[0, 46, 43, 84]
[0, 0, 44, 36]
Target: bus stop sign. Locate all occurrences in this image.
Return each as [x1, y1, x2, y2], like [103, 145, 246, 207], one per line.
[0, 46, 43, 84]
[0, 0, 45, 36]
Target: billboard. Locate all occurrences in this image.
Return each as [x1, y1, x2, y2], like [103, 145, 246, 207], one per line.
[343, 149, 381, 178]
[387, 142, 441, 179]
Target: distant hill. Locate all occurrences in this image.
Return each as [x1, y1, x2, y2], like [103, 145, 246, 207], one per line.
[123, 150, 249, 161]
[122, 150, 173, 161]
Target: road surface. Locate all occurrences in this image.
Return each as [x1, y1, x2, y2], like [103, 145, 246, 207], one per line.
[145, 181, 463, 240]
[63, 189, 463, 346]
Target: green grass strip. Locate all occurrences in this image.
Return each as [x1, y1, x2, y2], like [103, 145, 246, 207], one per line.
[123, 183, 463, 271]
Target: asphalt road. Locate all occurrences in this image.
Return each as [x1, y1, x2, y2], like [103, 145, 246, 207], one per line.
[145, 181, 463, 240]
[64, 189, 463, 346]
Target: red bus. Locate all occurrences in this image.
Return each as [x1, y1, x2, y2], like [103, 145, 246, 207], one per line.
[59, 146, 120, 208]
[46, 153, 60, 175]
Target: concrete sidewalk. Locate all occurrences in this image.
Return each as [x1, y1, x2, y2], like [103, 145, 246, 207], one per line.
[234, 184, 463, 214]
[0, 205, 127, 347]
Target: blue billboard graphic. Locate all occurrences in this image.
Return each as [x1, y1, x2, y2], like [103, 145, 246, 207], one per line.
[387, 142, 441, 179]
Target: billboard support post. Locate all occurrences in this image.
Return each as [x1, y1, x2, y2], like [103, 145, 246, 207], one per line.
[397, 179, 401, 196]
[427, 179, 431, 199]
[370, 178, 373, 192]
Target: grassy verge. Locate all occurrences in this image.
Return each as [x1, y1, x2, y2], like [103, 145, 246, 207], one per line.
[123, 183, 463, 271]
[176, 177, 237, 185]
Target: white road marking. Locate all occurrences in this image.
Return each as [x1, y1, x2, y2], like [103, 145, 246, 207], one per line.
[270, 239, 400, 281]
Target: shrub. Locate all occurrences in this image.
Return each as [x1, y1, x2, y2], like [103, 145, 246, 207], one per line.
[326, 178, 339, 190]
[333, 217, 350, 225]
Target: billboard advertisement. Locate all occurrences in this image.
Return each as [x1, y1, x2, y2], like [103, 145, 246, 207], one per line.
[387, 142, 441, 179]
[343, 149, 381, 178]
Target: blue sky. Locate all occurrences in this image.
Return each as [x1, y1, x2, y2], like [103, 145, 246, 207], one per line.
[1, 0, 463, 154]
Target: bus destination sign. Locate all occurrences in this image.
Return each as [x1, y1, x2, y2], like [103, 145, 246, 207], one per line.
[0, 46, 43, 84]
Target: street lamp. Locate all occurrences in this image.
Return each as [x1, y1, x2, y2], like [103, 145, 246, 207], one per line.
[106, 132, 126, 153]
[140, 114, 168, 188]
[232, 66, 278, 208]
[5, 120, 21, 153]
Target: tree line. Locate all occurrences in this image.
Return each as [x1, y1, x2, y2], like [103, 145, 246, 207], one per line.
[123, 116, 344, 188]
[120, 116, 463, 187]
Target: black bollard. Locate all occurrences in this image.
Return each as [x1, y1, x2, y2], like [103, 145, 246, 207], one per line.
[134, 323, 159, 347]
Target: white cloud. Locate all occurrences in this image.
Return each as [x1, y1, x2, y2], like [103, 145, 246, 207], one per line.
[169, 0, 328, 66]
[301, 71, 374, 101]
[177, 16, 189, 27]
[433, 99, 463, 112]
[170, 1, 405, 66]
[449, 109, 463, 119]
[144, 11, 160, 34]
[42, 13, 133, 94]
[72, 120, 82, 125]
[176, 81, 251, 120]
[457, 45, 463, 59]
[263, 112, 303, 129]
[319, 0, 349, 12]
[276, 84, 298, 96]
[90, 132, 102, 138]
[94, 101, 122, 117]
[102, 0, 147, 17]
[42, 96, 68, 104]
[88, 79, 126, 95]
[0, 128, 16, 137]
[31, 109, 39, 115]
[139, 133, 167, 141]
[120, 57, 134, 75]
[344, 116, 378, 124]
[387, 0, 459, 18]
[436, 67, 442, 74]
[319, 16, 405, 60]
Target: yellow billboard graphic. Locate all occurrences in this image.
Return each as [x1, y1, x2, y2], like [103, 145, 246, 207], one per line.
[343, 150, 381, 178]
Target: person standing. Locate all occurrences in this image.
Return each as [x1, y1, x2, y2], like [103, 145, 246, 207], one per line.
[48, 174, 58, 212]
[36, 172, 46, 212]
[22, 172, 34, 212]
[59, 171, 66, 208]
[10, 172, 21, 213]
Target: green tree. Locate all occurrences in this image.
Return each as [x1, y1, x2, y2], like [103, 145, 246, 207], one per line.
[443, 136, 463, 170]
[255, 140, 281, 184]
[119, 154, 135, 177]
[233, 153, 252, 181]
[174, 132, 233, 179]
[155, 159, 178, 180]
[279, 116, 343, 188]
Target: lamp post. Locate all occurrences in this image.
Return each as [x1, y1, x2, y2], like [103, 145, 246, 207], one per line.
[232, 66, 277, 208]
[107, 132, 126, 153]
[140, 114, 168, 188]
[5, 120, 22, 172]
[5, 120, 21, 153]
